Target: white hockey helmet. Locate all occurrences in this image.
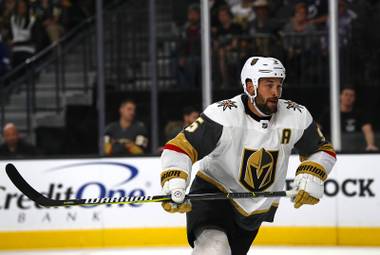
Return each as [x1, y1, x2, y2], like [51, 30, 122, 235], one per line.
[240, 56, 286, 99]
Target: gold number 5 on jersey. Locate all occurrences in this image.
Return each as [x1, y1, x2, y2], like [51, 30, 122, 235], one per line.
[185, 117, 205, 133]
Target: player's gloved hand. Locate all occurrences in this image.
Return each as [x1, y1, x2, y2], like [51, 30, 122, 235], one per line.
[292, 173, 324, 208]
[161, 178, 191, 213]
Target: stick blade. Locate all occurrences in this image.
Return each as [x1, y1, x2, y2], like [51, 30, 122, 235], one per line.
[5, 163, 56, 206]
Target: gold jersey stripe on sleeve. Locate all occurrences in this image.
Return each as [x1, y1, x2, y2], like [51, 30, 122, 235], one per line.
[318, 143, 336, 156]
[296, 160, 328, 181]
[160, 169, 189, 187]
[167, 132, 198, 163]
[197, 171, 279, 217]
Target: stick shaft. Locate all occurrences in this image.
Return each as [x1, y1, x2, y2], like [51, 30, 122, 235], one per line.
[5, 163, 291, 207]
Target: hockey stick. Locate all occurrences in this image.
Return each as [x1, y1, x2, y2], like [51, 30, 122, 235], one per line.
[5, 163, 294, 207]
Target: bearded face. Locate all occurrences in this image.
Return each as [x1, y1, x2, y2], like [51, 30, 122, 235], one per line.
[254, 89, 279, 115]
[245, 77, 283, 116]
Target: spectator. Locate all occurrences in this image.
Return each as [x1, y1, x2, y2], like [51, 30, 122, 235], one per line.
[335, 0, 357, 85]
[336, 0, 357, 47]
[0, 0, 16, 42]
[248, 0, 277, 56]
[249, 0, 273, 34]
[319, 87, 378, 152]
[0, 123, 39, 157]
[10, 0, 38, 68]
[306, 0, 328, 29]
[282, 3, 316, 43]
[32, 0, 64, 44]
[214, 5, 243, 87]
[172, 0, 198, 27]
[281, 2, 319, 84]
[104, 99, 148, 156]
[210, 0, 228, 32]
[346, 0, 372, 86]
[176, 4, 201, 88]
[231, 0, 255, 31]
[164, 106, 200, 142]
[271, 0, 298, 29]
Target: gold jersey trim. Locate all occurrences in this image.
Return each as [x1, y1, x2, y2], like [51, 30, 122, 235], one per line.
[197, 171, 279, 217]
[167, 132, 198, 163]
[318, 143, 336, 156]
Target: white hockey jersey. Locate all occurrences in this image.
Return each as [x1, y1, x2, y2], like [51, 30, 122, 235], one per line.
[161, 94, 336, 219]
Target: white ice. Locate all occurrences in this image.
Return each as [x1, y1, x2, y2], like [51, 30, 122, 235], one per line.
[2, 247, 380, 255]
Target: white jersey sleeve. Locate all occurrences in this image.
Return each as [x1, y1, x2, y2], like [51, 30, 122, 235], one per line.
[287, 102, 336, 178]
[160, 101, 227, 187]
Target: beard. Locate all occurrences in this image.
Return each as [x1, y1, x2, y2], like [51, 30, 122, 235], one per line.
[255, 94, 278, 115]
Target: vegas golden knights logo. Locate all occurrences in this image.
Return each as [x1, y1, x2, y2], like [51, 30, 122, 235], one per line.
[239, 148, 278, 192]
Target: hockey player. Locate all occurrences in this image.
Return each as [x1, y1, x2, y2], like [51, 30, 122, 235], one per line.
[160, 56, 336, 255]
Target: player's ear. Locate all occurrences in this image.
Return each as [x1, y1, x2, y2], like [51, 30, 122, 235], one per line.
[246, 80, 255, 96]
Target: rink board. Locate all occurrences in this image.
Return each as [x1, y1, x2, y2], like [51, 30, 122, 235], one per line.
[0, 155, 379, 249]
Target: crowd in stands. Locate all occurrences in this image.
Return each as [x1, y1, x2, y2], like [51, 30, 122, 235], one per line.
[0, 0, 379, 157]
[86, 0, 380, 155]
[1, 90, 377, 158]
[175, 0, 378, 88]
[0, 0, 93, 78]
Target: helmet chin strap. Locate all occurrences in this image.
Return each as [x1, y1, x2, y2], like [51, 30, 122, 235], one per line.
[253, 99, 271, 117]
[244, 86, 271, 117]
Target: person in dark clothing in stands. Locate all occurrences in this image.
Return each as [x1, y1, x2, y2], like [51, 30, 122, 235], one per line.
[214, 5, 243, 87]
[104, 99, 148, 156]
[0, 123, 39, 157]
[177, 4, 202, 88]
[319, 87, 378, 151]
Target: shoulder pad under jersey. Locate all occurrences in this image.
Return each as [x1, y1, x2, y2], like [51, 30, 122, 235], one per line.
[276, 99, 313, 129]
[203, 95, 243, 127]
